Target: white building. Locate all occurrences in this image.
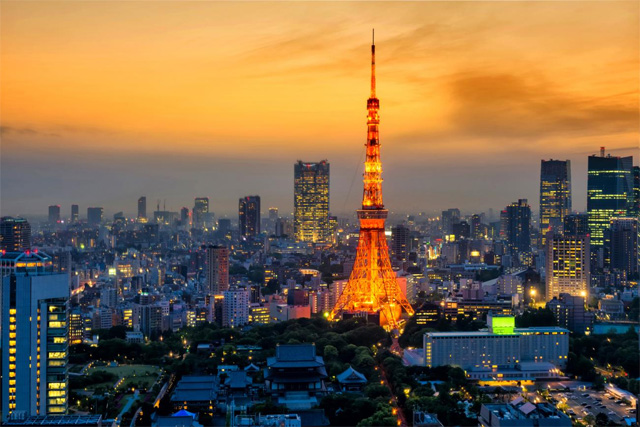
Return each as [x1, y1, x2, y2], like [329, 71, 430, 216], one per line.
[222, 287, 249, 328]
[424, 314, 569, 375]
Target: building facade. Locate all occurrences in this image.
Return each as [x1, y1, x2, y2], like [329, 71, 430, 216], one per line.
[205, 245, 229, 294]
[222, 287, 249, 328]
[539, 160, 571, 234]
[2, 270, 69, 421]
[587, 149, 633, 263]
[545, 234, 590, 301]
[424, 314, 569, 371]
[609, 217, 639, 277]
[293, 160, 330, 243]
[239, 196, 260, 238]
[1, 217, 31, 253]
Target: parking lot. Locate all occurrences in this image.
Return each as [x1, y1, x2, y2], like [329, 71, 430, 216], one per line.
[550, 389, 636, 424]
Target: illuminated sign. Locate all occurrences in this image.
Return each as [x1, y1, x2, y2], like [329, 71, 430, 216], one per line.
[491, 316, 515, 335]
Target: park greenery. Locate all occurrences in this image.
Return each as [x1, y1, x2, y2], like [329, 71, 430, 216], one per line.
[69, 308, 639, 426]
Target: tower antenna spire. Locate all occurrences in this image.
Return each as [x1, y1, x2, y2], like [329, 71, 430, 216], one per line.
[371, 29, 376, 98]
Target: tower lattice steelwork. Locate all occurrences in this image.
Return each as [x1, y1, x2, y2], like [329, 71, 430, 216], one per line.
[330, 33, 414, 330]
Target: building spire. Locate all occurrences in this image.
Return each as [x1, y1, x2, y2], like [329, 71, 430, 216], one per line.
[371, 29, 376, 98]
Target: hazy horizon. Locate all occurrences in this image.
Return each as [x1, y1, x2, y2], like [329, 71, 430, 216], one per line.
[2, 1, 638, 219]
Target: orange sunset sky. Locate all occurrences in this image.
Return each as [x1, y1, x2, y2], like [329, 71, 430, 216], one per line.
[1, 1, 638, 218]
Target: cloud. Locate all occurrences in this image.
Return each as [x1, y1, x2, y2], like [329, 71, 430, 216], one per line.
[0, 126, 60, 138]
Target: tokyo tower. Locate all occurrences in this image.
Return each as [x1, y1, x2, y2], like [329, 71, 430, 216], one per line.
[330, 32, 415, 331]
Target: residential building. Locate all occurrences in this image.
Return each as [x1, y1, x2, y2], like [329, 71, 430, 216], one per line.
[222, 287, 249, 328]
[545, 234, 590, 301]
[205, 245, 229, 294]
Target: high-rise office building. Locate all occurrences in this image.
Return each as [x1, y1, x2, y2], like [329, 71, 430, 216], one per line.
[138, 196, 147, 220]
[0, 217, 31, 253]
[269, 207, 279, 221]
[192, 197, 209, 229]
[505, 199, 531, 259]
[70, 205, 79, 223]
[441, 208, 461, 235]
[239, 196, 260, 238]
[391, 225, 411, 264]
[609, 217, 639, 277]
[470, 214, 485, 240]
[205, 245, 229, 294]
[180, 207, 189, 224]
[545, 234, 590, 301]
[563, 213, 588, 237]
[86, 207, 103, 225]
[587, 148, 633, 258]
[222, 287, 249, 328]
[631, 166, 640, 218]
[539, 160, 571, 234]
[48, 205, 61, 224]
[2, 263, 69, 420]
[294, 160, 330, 243]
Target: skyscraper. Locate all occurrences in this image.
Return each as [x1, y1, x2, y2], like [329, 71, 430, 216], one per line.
[86, 207, 103, 225]
[587, 148, 633, 258]
[239, 196, 260, 238]
[539, 159, 571, 234]
[391, 225, 411, 264]
[138, 196, 147, 220]
[563, 213, 588, 237]
[48, 205, 61, 224]
[2, 261, 69, 420]
[193, 197, 209, 229]
[1, 217, 32, 253]
[631, 166, 640, 218]
[545, 234, 590, 301]
[441, 208, 461, 235]
[330, 34, 414, 330]
[205, 245, 229, 294]
[294, 160, 330, 243]
[70, 205, 79, 223]
[609, 217, 639, 277]
[505, 199, 531, 260]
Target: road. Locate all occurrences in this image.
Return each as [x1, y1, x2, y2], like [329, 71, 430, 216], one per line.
[379, 366, 407, 427]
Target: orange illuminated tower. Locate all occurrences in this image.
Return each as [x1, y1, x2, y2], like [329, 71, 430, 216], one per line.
[330, 32, 414, 330]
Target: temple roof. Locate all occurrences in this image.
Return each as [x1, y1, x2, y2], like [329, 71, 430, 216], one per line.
[336, 366, 367, 384]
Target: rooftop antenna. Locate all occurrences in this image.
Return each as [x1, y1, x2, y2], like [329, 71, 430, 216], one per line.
[371, 28, 376, 98]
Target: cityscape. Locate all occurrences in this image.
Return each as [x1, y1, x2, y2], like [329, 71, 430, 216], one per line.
[1, 2, 639, 427]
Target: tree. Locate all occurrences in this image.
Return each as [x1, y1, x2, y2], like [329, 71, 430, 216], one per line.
[324, 345, 339, 360]
[595, 413, 610, 426]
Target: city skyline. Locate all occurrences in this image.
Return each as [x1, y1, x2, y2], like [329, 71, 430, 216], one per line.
[1, 1, 638, 218]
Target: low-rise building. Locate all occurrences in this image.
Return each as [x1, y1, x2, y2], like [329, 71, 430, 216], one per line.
[423, 314, 569, 379]
[479, 399, 571, 427]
